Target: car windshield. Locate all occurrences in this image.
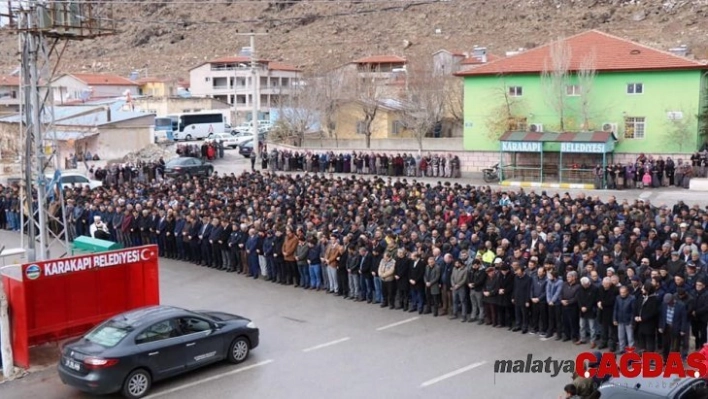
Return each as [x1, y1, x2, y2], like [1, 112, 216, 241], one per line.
[166, 158, 190, 167]
[85, 321, 132, 348]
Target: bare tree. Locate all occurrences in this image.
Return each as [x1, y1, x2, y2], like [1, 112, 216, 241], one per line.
[577, 51, 597, 130]
[352, 63, 380, 149]
[485, 74, 526, 140]
[271, 77, 320, 146]
[541, 40, 572, 131]
[401, 59, 446, 153]
[309, 67, 345, 147]
[443, 74, 464, 125]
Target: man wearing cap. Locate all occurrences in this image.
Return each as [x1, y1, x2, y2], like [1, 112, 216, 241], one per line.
[694, 279, 708, 349]
[482, 266, 500, 326]
[658, 293, 689, 361]
[666, 251, 686, 278]
[577, 276, 599, 348]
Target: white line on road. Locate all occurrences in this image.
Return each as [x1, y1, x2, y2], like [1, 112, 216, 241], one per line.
[302, 337, 351, 353]
[420, 361, 487, 388]
[375, 316, 420, 331]
[144, 359, 274, 398]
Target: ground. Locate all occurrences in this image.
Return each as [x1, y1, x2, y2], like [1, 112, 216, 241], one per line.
[1, 0, 708, 78]
[1, 145, 708, 398]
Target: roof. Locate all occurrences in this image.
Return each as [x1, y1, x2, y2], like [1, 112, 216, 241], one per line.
[63, 73, 139, 86]
[190, 56, 301, 72]
[136, 77, 172, 84]
[459, 52, 502, 65]
[352, 55, 407, 64]
[457, 30, 708, 76]
[0, 75, 20, 86]
[49, 131, 99, 141]
[0, 100, 150, 126]
[433, 49, 467, 57]
[500, 131, 615, 143]
[110, 305, 186, 327]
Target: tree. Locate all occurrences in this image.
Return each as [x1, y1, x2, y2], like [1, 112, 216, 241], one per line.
[698, 84, 708, 145]
[443, 74, 464, 125]
[541, 40, 572, 131]
[401, 59, 446, 153]
[271, 77, 320, 146]
[309, 67, 345, 147]
[485, 74, 526, 140]
[577, 52, 597, 131]
[663, 110, 696, 152]
[351, 64, 380, 149]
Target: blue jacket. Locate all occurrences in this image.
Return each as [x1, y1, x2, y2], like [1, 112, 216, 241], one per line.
[613, 295, 636, 324]
[659, 301, 690, 336]
[546, 278, 563, 305]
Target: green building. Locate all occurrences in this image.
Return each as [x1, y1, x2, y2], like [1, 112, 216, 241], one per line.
[457, 30, 708, 185]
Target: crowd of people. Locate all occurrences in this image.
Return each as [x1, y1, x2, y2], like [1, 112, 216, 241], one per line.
[2, 166, 708, 396]
[597, 151, 708, 190]
[265, 149, 462, 178]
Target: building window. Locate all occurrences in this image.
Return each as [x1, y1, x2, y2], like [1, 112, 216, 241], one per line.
[627, 83, 643, 94]
[624, 117, 646, 139]
[356, 121, 367, 135]
[392, 120, 404, 135]
[566, 84, 581, 96]
[205, 77, 210, 82]
[508, 86, 523, 97]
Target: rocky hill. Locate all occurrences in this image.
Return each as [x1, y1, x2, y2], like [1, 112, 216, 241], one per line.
[1, 0, 708, 79]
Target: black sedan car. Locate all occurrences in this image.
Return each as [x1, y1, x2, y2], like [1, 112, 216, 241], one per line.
[58, 305, 260, 399]
[239, 140, 254, 158]
[164, 157, 213, 178]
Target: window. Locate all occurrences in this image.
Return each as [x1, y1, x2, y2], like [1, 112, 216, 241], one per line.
[356, 121, 367, 135]
[392, 120, 404, 135]
[84, 321, 132, 348]
[566, 84, 581, 96]
[508, 86, 523, 97]
[624, 117, 646, 139]
[136, 319, 181, 344]
[204, 77, 210, 82]
[178, 317, 213, 334]
[627, 83, 643, 94]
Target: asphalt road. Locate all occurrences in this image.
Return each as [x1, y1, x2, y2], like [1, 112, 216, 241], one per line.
[0, 250, 584, 399]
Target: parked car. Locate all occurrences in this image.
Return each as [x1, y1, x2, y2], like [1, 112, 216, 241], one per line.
[231, 120, 271, 135]
[231, 131, 267, 146]
[239, 141, 254, 158]
[597, 376, 707, 399]
[210, 133, 239, 149]
[58, 305, 259, 398]
[164, 157, 213, 178]
[46, 171, 103, 190]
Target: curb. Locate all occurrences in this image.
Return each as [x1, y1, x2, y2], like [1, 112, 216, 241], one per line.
[500, 181, 596, 190]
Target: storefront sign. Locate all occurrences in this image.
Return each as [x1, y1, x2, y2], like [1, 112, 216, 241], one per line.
[501, 141, 542, 153]
[560, 142, 612, 154]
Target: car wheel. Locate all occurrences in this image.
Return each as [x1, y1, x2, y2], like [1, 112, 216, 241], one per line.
[185, 134, 193, 141]
[227, 336, 250, 364]
[122, 369, 151, 399]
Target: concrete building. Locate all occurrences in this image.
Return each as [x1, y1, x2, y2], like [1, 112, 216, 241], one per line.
[332, 99, 412, 140]
[0, 75, 20, 117]
[50, 73, 139, 104]
[131, 96, 231, 117]
[136, 77, 179, 97]
[0, 100, 154, 165]
[188, 55, 301, 121]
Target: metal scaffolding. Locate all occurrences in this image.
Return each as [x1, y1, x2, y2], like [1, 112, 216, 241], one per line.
[1, 0, 116, 261]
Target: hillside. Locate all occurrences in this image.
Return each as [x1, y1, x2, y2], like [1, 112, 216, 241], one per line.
[1, 0, 708, 79]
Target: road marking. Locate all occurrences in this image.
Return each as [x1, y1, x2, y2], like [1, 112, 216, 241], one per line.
[302, 337, 351, 353]
[375, 316, 420, 331]
[420, 361, 487, 388]
[144, 359, 274, 398]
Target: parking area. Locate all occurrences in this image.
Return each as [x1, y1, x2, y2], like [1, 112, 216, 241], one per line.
[0, 247, 581, 399]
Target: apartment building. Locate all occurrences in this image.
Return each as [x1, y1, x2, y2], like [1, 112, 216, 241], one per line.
[189, 55, 301, 120]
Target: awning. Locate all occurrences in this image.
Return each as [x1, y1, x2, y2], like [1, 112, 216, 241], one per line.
[499, 131, 617, 153]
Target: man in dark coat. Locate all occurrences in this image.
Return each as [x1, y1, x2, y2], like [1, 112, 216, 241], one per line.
[577, 276, 599, 348]
[394, 249, 411, 311]
[408, 251, 426, 313]
[512, 265, 532, 333]
[658, 293, 690, 361]
[596, 277, 618, 351]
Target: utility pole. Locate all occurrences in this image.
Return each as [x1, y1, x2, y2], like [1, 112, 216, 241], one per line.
[250, 34, 260, 159]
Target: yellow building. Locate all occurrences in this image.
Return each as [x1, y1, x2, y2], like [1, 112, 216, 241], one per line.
[136, 77, 178, 97]
[333, 99, 413, 140]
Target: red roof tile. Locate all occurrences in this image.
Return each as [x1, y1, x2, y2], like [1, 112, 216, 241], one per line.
[69, 73, 138, 86]
[459, 53, 502, 66]
[352, 55, 406, 64]
[0, 75, 20, 86]
[267, 62, 301, 72]
[136, 77, 172, 84]
[457, 30, 707, 76]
